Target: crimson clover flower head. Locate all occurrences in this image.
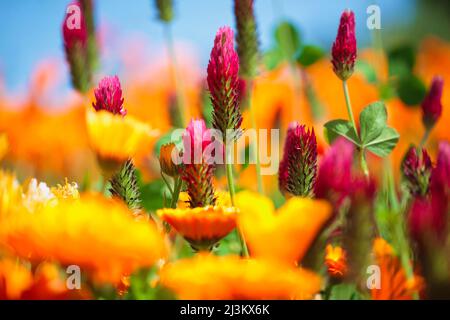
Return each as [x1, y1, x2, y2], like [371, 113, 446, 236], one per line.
[278, 122, 318, 197]
[181, 119, 216, 208]
[331, 10, 357, 81]
[207, 26, 242, 141]
[402, 146, 433, 197]
[92, 76, 127, 116]
[422, 76, 444, 130]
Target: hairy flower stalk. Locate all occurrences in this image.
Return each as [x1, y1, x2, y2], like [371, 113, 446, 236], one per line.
[279, 122, 318, 197]
[207, 27, 242, 205]
[79, 0, 99, 72]
[181, 119, 216, 208]
[233, 0, 264, 194]
[234, 0, 259, 80]
[402, 146, 433, 197]
[421, 76, 444, 147]
[109, 159, 142, 215]
[62, 1, 91, 93]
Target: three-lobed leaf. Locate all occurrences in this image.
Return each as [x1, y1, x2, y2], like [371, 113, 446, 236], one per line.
[324, 119, 360, 146]
[359, 101, 387, 145]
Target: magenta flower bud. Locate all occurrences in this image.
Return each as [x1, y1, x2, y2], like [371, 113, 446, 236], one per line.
[181, 119, 216, 208]
[331, 10, 357, 81]
[92, 76, 127, 116]
[422, 76, 444, 130]
[402, 146, 433, 197]
[62, 1, 87, 51]
[182, 119, 213, 165]
[315, 137, 355, 205]
[278, 122, 318, 197]
[207, 26, 242, 141]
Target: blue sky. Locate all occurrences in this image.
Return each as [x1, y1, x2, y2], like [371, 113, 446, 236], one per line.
[0, 0, 415, 91]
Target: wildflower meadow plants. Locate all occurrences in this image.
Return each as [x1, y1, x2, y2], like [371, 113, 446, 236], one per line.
[0, 0, 449, 303]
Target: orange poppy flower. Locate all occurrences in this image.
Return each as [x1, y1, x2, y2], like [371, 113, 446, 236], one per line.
[160, 254, 322, 300]
[157, 206, 237, 251]
[371, 238, 423, 300]
[325, 244, 348, 278]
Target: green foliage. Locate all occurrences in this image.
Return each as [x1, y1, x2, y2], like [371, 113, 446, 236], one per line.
[274, 21, 302, 62]
[327, 283, 364, 300]
[355, 60, 378, 84]
[397, 74, 427, 106]
[296, 45, 324, 67]
[324, 102, 399, 158]
[139, 179, 167, 212]
[124, 267, 176, 300]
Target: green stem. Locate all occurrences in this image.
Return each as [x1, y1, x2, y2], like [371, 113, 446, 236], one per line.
[360, 150, 370, 179]
[342, 80, 358, 137]
[394, 214, 419, 300]
[225, 144, 249, 257]
[247, 81, 264, 195]
[419, 127, 431, 149]
[170, 176, 183, 209]
[160, 171, 174, 195]
[164, 23, 186, 127]
[343, 80, 370, 178]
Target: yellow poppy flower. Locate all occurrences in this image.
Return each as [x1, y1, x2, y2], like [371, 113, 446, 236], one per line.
[235, 191, 331, 265]
[0, 194, 168, 284]
[86, 109, 159, 175]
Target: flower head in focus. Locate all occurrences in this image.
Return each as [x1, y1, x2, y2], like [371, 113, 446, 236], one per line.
[160, 254, 322, 300]
[325, 244, 348, 278]
[0, 194, 168, 284]
[181, 119, 217, 208]
[331, 10, 357, 81]
[278, 122, 318, 197]
[157, 206, 237, 251]
[422, 76, 444, 130]
[402, 146, 433, 197]
[207, 27, 242, 141]
[92, 76, 127, 116]
[235, 191, 331, 265]
[51, 179, 80, 201]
